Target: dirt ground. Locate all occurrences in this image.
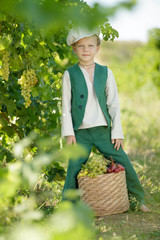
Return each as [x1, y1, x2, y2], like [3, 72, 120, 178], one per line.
[95, 209, 160, 240]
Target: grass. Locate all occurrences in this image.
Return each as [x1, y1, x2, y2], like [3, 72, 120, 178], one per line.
[93, 40, 160, 240]
[43, 41, 160, 239]
[1, 40, 160, 240]
[94, 152, 160, 240]
[95, 40, 143, 66]
[10, 41, 158, 240]
[95, 211, 160, 240]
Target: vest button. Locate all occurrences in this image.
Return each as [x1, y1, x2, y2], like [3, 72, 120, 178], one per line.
[79, 105, 82, 109]
[80, 94, 84, 98]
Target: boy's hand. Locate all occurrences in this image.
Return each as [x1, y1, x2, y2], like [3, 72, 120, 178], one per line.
[66, 135, 76, 145]
[111, 139, 124, 151]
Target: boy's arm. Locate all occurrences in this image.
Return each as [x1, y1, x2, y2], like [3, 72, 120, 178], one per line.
[106, 69, 124, 143]
[61, 71, 76, 144]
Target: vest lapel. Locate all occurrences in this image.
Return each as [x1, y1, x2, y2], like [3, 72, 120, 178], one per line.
[76, 63, 88, 91]
[94, 63, 104, 97]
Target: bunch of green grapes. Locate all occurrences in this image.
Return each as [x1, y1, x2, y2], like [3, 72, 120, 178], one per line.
[2, 50, 10, 81]
[77, 155, 110, 178]
[18, 69, 38, 108]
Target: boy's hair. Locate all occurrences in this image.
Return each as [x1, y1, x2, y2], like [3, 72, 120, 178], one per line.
[72, 34, 101, 46]
[94, 34, 101, 46]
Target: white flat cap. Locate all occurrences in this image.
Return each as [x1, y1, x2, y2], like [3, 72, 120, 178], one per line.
[67, 27, 100, 46]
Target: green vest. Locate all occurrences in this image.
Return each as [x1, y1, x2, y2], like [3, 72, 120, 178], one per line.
[67, 62, 111, 130]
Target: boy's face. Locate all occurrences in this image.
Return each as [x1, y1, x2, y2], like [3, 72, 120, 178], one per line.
[72, 35, 100, 64]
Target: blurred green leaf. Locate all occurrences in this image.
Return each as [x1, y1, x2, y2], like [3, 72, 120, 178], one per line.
[57, 144, 88, 162]
[48, 200, 95, 240]
[10, 224, 46, 240]
[31, 87, 39, 97]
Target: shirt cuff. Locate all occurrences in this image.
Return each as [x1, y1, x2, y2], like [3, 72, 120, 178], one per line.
[61, 113, 75, 138]
[111, 125, 124, 140]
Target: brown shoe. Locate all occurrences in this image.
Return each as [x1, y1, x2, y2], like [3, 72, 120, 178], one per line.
[139, 204, 151, 212]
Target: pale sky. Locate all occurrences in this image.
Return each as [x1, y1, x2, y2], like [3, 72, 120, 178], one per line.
[86, 0, 160, 42]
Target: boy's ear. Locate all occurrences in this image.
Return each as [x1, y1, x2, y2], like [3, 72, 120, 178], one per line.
[72, 45, 76, 53]
[97, 45, 100, 52]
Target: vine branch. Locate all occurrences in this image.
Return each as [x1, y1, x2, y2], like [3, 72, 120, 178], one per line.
[1, 112, 22, 139]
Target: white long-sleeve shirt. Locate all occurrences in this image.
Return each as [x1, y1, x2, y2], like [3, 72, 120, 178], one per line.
[61, 65, 124, 140]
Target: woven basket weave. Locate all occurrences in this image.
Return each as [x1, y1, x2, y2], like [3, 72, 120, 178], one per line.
[78, 171, 129, 216]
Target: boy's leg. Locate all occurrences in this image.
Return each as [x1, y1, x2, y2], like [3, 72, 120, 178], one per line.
[62, 129, 93, 200]
[91, 126, 145, 205]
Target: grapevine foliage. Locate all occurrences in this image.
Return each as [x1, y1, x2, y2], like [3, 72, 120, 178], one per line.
[0, 0, 121, 158]
[0, 1, 128, 218]
[0, 0, 140, 239]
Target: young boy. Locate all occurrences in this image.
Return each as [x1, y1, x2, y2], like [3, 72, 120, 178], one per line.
[61, 28, 150, 212]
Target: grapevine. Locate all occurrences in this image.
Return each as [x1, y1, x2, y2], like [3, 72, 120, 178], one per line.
[1, 50, 10, 81]
[18, 69, 38, 108]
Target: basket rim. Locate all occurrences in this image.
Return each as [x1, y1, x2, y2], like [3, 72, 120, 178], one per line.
[78, 170, 125, 180]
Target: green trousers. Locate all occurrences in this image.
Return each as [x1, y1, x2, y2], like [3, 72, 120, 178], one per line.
[62, 126, 145, 204]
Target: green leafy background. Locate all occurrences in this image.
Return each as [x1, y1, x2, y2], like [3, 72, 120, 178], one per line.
[0, 0, 160, 239]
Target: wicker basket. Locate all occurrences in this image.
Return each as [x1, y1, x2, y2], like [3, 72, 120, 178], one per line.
[78, 171, 130, 216]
